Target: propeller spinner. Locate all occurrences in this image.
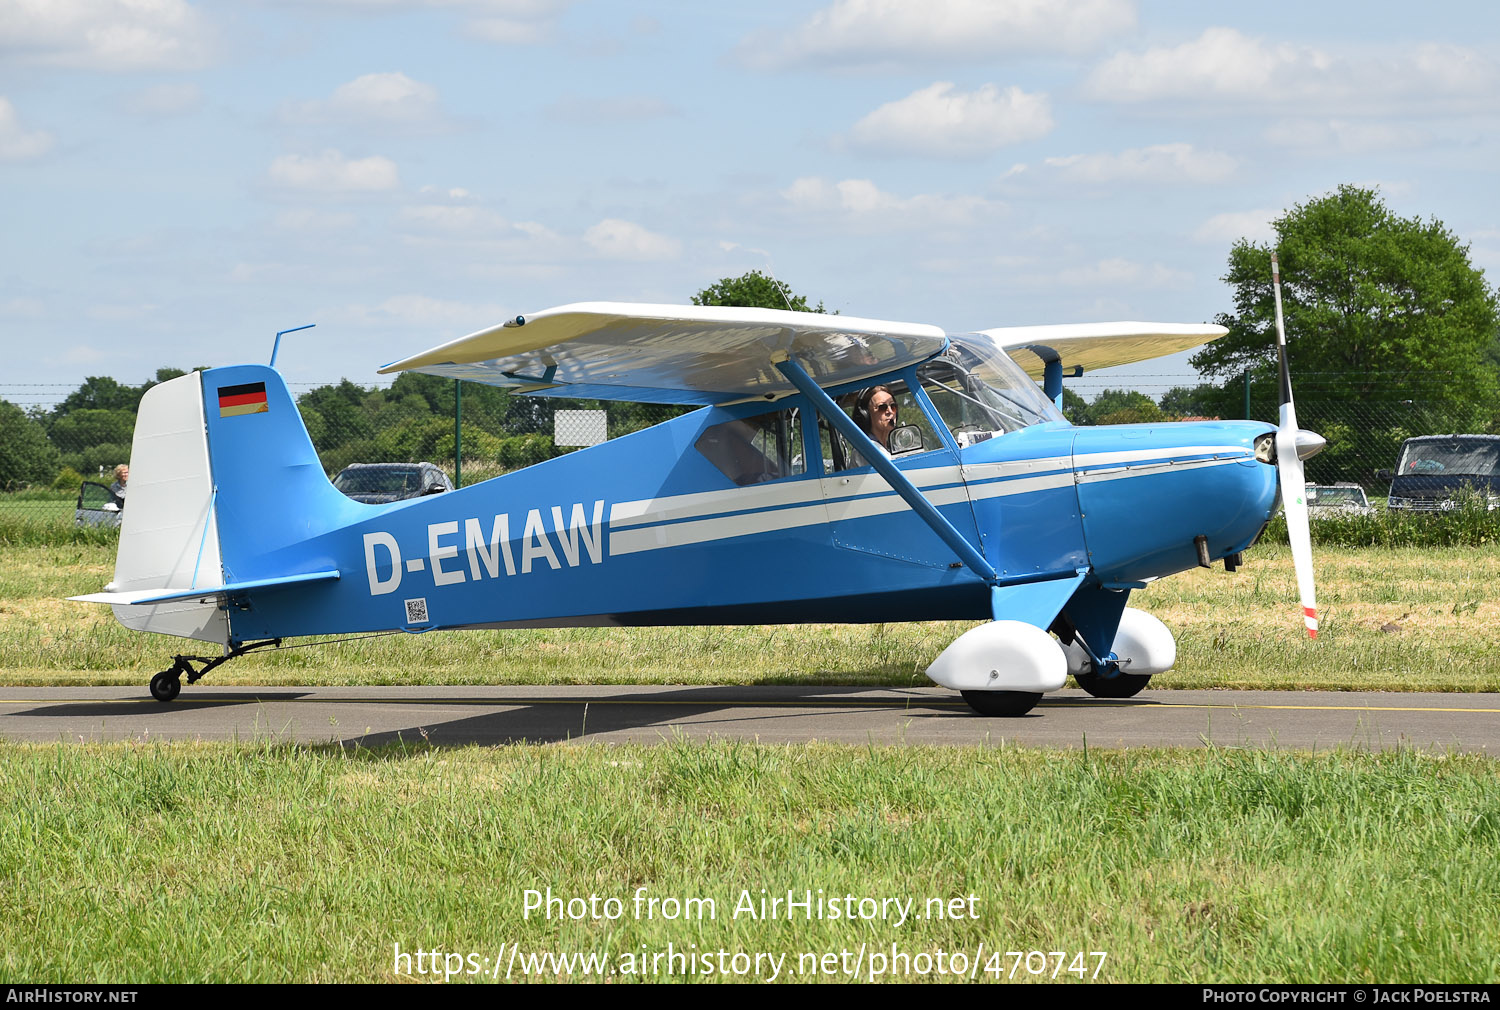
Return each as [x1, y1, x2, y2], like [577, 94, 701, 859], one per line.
[1270, 252, 1322, 639]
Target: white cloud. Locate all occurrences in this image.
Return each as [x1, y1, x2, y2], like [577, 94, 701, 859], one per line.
[268, 150, 399, 193]
[1193, 209, 1278, 246]
[273, 209, 361, 234]
[87, 302, 158, 321]
[546, 96, 679, 124]
[466, 18, 549, 44]
[781, 176, 1006, 230]
[336, 294, 513, 331]
[0, 296, 45, 318]
[848, 82, 1052, 158]
[399, 203, 515, 235]
[742, 0, 1135, 69]
[290, 1, 572, 46]
[1084, 28, 1499, 113]
[460, 0, 573, 45]
[1263, 119, 1431, 154]
[0, 0, 214, 70]
[121, 83, 200, 117]
[1044, 143, 1236, 184]
[583, 219, 681, 261]
[287, 72, 442, 126]
[57, 344, 112, 365]
[1023, 257, 1192, 290]
[0, 98, 53, 161]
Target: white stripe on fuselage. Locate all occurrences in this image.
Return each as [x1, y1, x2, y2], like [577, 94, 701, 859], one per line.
[607, 446, 1250, 556]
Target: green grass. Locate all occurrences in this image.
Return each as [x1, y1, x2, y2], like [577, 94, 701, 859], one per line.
[3, 540, 1499, 691]
[1263, 495, 1500, 549]
[1, 741, 1495, 983]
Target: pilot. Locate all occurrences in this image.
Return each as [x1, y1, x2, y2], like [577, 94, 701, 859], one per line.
[853, 386, 898, 454]
[108, 463, 129, 510]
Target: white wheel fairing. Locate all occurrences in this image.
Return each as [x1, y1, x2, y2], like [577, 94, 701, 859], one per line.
[926, 620, 1067, 693]
[1060, 606, 1176, 677]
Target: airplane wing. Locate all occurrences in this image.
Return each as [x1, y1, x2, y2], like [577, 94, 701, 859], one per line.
[378, 302, 948, 405]
[986, 322, 1227, 379]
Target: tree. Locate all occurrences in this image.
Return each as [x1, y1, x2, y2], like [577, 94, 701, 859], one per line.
[0, 400, 61, 489]
[1157, 384, 1222, 419]
[691, 270, 828, 313]
[1073, 389, 1163, 426]
[1193, 185, 1500, 484]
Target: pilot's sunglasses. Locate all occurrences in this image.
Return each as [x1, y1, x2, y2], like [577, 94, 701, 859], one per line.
[873, 402, 897, 413]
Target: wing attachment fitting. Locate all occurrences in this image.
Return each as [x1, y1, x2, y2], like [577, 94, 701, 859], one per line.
[987, 321, 1228, 379]
[378, 302, 948, 405]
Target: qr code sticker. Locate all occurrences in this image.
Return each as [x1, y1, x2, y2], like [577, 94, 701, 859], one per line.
[404, 598, 429, 624]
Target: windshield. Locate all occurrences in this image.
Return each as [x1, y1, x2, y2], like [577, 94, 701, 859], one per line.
[334, 467, 426, 495]
[1396, 439, 1500, 477]
[918, 332, 1064, 437]
[1310, 487, 1366, 506]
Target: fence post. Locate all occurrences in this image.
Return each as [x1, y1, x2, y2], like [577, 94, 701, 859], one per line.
[454, 378, 462, 489]
[1243, 368, 1252, 420]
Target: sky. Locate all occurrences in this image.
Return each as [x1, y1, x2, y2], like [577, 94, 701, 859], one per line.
[2, 0, 1497, 406]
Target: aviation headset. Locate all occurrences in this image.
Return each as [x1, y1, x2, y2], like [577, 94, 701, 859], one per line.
[852, 385, 893, 433]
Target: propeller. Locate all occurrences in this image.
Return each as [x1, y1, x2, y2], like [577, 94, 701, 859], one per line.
[1270, 252, 1323, 639]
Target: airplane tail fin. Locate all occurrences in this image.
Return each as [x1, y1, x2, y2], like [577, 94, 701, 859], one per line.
[72, 365, 356, 645]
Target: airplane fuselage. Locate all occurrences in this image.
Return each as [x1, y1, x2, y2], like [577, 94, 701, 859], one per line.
[206, 363, 1279, 644]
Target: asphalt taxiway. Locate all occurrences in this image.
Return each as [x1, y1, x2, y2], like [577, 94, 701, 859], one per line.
[0, 686, 1494, 752]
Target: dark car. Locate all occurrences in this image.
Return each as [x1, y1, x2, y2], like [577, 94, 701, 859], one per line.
[332, 462, 453, 504]
[1380, 435, 1500, 512]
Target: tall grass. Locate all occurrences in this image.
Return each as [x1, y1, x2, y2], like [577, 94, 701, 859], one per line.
[0, 741, 1495, 983]
[1263, 494, 1500, 548]
[0, 514, 118, 549]
[5, 540, 1500, 691]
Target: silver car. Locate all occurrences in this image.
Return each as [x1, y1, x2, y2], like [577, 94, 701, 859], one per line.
[1305, 483, 1373, 518]
[75, 481, 123, 528]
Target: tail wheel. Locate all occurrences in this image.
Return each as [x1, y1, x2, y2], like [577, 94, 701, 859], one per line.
[1073, 668, 1151, 699]
[960, 690, 1042, 717]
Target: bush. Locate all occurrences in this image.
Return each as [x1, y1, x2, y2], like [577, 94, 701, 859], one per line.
[50, 467, 86, 492]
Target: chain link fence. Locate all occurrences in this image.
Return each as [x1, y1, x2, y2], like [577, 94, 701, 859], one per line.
[4, 371, 1496, 525]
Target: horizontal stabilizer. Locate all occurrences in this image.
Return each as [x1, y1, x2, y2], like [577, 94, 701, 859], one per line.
[71, 569, 340, 607]
[378, 302, 947, 404]
[987, 321, 1226, 379]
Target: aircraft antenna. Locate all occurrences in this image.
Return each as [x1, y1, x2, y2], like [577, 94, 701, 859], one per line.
[270, 323, 316, 369]
[755, 256, 797, 312]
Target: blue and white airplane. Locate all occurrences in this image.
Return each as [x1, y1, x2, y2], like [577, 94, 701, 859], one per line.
[71, 282, 1321, 716]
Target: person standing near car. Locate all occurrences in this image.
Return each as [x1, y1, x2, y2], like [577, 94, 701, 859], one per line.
[109, 463, 129, 510]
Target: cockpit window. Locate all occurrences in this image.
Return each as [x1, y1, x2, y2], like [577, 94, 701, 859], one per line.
[919, 333, 1063, 445]
[697, 408, 806, 486]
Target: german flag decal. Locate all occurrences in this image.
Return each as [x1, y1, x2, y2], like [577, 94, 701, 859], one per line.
[218, 382, 268, 417]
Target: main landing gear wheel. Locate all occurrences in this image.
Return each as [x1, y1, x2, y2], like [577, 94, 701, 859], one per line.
[1073, 668, 1152, 699]
[960, 690, 1042, 717]
[149, 670, 182, 703]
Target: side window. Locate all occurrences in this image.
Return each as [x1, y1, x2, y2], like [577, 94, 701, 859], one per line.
[696, 409, 806, 486]
[822, 380, 945, 472]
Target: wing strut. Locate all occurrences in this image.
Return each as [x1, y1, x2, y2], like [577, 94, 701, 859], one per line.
[772, 352, 1000, 586]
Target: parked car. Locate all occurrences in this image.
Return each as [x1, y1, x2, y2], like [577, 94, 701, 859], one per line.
[75, 481, 123, 528]
[1305, 483, 1373, 518]
[1378, 434, 1500, 512]
[332, 462, 453, 504]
